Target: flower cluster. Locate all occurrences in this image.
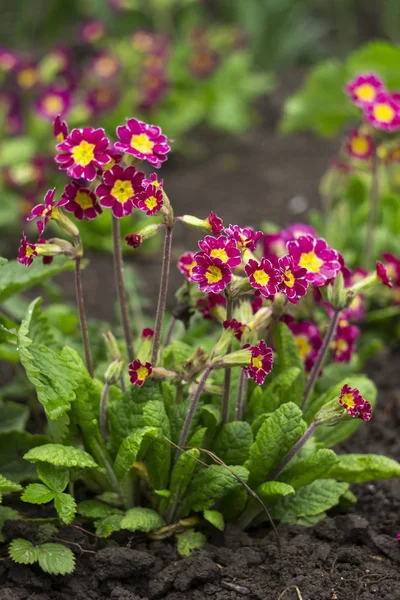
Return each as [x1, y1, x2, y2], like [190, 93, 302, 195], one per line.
[346, 73, 400, 132]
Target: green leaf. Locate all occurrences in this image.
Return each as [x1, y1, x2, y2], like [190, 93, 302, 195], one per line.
[54, 493, 77, 524]
[95, 514, 123, 538]
[37, 542, 75, 575]
[200, 404, 221, 429]
[77, 500, 116, 519]
[169, 398, 200, 446]
[328, 454, 400, 483]
[203, 509, 224, 531]
[184, 465, 249, 513]
[177, 529, 206, 557]
[278, 449, 338, 489]
[0, 506, 20, 529]
[0, 257, 76, 302]
[246, 402, 307, 488]
[24, 444, 98, 469]
[256, 481, 295, 502]
[114, 427, 158, 483]
[120, 507, 165, 533]
[0, 474, 22, 494]
[168, 448, 200, 510]
[246, 368, 303, 419]
[251, 413, 270, 436]
[0, 431, 50, 483]
[0, 402, 29, 433]
[36, 463, 69, 494]
[9, 538, 39, 565]
[212, 422, 253, 466]
[21, 484, 54, 504]
[142, 401, 171, 490]
[164, 341, 194, 371]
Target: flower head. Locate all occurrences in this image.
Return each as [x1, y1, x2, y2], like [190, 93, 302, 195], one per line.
[26, 188, 67, 235]
[331, 321, 360, 363]
[198, 235, 241, 269]
[115, 118, 171, 168]
[243, 340, 273, 385]
[382, 252, 400, 287]
[142, 328, 154, 339]
[196, 293, 226, 320]
[346, 74, 384, 108]
[129, 359, 152, 387]
[80, 20, 105, 43]
[245, 258, 281, 298]
[376, 260, 393, 288]
[339, 384, 372, 421]
[126, 233, 142, 248]
[207, 211, 223, 235]
[223, 318, 246, 341]
[143, 172, 163, 189]
[288, 235, 340, 286]
[18, 233, 38, 267]
[278, 254, 308, 303]
[91, 51, 120, 80]
[54, 115, 68, 142]
[56, 127, 110, 181]
[35, 88, 71, 122]
[345, 129, 374, 160]
[86, 87, 119, 115]
[225, 224, 262, 251]
[191, 252, 232, 294]
[286, 319, 322, 372]
[102, 146, 123, 171]
[365, 92, 400, 132]
[177, 252, 197, 282]
[0, 48, 18, 73]
[62, 181, 102, 221]
[96, 164, 145, 218]
[263, 232, 287, 261]
[135, 184, 163, 216]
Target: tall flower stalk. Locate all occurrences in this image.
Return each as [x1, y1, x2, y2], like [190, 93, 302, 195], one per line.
[221, 292, 233, 424]
[112, 216, 134, 363]
[152, 218, 174, 365]
[364, 147, 379, 270]
[74, 256, 94, 378]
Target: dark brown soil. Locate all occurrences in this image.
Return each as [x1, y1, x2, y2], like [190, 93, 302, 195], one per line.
[1, 350, 400, 600]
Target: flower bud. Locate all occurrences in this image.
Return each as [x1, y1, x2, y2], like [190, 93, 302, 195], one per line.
[213, 347, 252, 368]
[103, 331, 121, 361]
[51, 207, 80, 238]
[314, 398, 346, 427]
[126, 223, 164, 249]
[104, 359, 125, 386]
[327, 271, 347, 310]
[229, 274, 252, 299]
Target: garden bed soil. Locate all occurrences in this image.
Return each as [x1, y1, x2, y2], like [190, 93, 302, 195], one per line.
[1, 349, 400, 600]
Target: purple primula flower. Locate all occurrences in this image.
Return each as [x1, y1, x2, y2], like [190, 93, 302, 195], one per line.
[332, 319, 360, 363]
[207, 211, 224, 235]
[242, 340, 273, 385]
[278, 254, 308, 303]
[91, 51, 120, 80]
[143, 172, 163, 189]
[18, 232, 38, 267]
[198, 235, 241, 269]
[376, 261, 393, 288]
[53, 115, 68, 142]
[34, 88, 71, 122]
[115, 118, 171, 168]
[346, 73, 385, 108]
[345, 128, 374, 160]
[196, 292, 226, 320]
[0, 48, 19, 72]
[178, 252, 197, 282]
[225, 224, 263, 252]
[365, 92, 400, 132]
[26, 188, 67, 235]
[86, 87, 119, 115]
[286, 319, 323, 373]
[245, 257, 281, 297]
[223, 318, 246, 341]
[288, 235, 340, 286]
[62, 181, 102, 221]
[339, 384, 372, 421]
[96, 164, 145, 218]
[56, 127, 110, 181]
[134, 184, 163, 216]
[191, 252, 232, 294]
[80, 20, 106, 43]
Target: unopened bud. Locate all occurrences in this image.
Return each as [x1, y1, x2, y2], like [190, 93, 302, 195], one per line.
[126, 223, 163, 249]
[327, 271, 347, 311]
[51, 207, 80, 238]
[103, 331, 121, 361]
[213, 348, 252, 368]
[314, 398, 346, 427]
[104, 359, 125, 385]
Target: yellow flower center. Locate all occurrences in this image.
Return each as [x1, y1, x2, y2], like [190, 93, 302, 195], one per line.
[253, 269, 270, 286]
[96, 56, 117, 78]
[299, 251, 323, 273]
[351, 136, 369, 156]
[295, 335, 312, 360]
[349, 296, 361, 311]
[111, 180, 134, 204]
[43, 94, 64, 115]
[102, 158, 115, 171]
[386, 263, 396, 279]
[283, 268, 295, 288]
[42, 207, 50, 217]
[75, 191, 94, 210]
[373, 103, 395, 124]
[56, 133, 65, 142]
[205, 265, 222, 283]
[187, 261, 197, 276]
[72, 140, 96, 167]
[210, 248, 228, 263]
[25, 246, 35, 258]
[144, 196, 158, 211]
[17, 68, 38, 89]
[341, 392, 355, 408]
[130, 133, 154, 155]
[355, 83, 376, 102]
[136, 366, 149, 381]
[251, 355, 263, 370]
[336, 339, 348, 353]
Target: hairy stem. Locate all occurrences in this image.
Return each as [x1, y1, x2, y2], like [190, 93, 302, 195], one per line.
[75, 257, 94, 377]
[221, 294, 233, 424]
[151, 226, 173, 365]
[302, 310, 340, 410]
[92, 439, 121, 499]
[364, 149, 379, 270]
[235, 369, 247, 421]
[163, 315, 176, 347]
[269, 421, 317, 480]
[99, 382, 110, 443]
[112, 216, 134, 363]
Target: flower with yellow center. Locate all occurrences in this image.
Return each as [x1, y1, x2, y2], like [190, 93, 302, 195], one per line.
[74, 191, 94, 210]
[136, 366, 149, 381]
[43, 94, 64, 115]
[253, 269, 270, 286]
[130, 133, 154, 155]
[144, 196, 158, 211]
[17, 68, 38, 89]
[251, 355, 263, 370]
[210, 248, 228, 263]
[72, 140, 96, 167]
[283, 268, 295, 288]
[295, 334, 312, 360]
[299, 251, 323, 273]
[355, 83, 376, 103]
[111, 180, 134, 204]
[350, 136, 369, 156]
[206, 265, 222, 283]
[373, 103, 395, 124]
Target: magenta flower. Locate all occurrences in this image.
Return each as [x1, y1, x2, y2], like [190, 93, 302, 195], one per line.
[278, 254, 308, 303]
[286, 319, 322, 372]
[16, 62, 38, 90]
[91, 51, 120, 80]
[345, 129, 374, 160]
[288, 235, 340, 286]
[80, 20, 105, 43]
[342, 294, 365, 323]
[196, 293, 226, 320]
[102, 146, 123, 171]
[53, 116, 68, 142]
[223, 318, 246, 341]
[285, 223, 317, 240]
[251, 291, 263, 314]
[382, 252, 400, 287]
[177, 252, 198, 282]
[191, 252, 232, 294]
[339, 384, 372, 421]
[365, 92, 400, 131]
[243, 340, 273, 385]
[129, 360, 152, 387]
[125, 233, 141, 248]
[198, 235, 241, 269]
[346, 74, 384, 108]
[34, 88, 71, 122]
[142, 328, 154, 339]
[26, 188, 67, 235]
[143, 172, 163, 189]
[135, 184, 163, 216]
[263, 232, 287, 261]
[86, 87, 119, 115]
[332, 321, 360, 363]
[245, 258, 281, 298]
[115, 118, 171, 168]
[96, 165, 145, 218]
[56, 127, 110, 181]
[207, 211, 223, 235]
[0, 48, 18, 73]
[18, 233, 38, 267]
[376, 261, 392, 288]
[225, 224, 263, 251]
[62, 182, 102, 221]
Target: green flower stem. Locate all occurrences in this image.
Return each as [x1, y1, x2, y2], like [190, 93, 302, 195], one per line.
[151, 225, 173, 365]
[74, 257, 94, 378]
[221, 293, 233, 425]
[175, 363, 213, 463]
[269, 421, 317, 480]
[163, 315, 176, 347]
[92, 439, 121, 499]
[364, 148, 379, 270]
[235, 369, 247, 421]
[99, 382, 110, 443]
[302, 309, 341, 410]
[112, 216, 134, 364]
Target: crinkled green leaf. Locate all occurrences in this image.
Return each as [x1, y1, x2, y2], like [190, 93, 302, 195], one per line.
[0, 402, 29, 433]
[21, 484, 54, 504]
[256, 481, 295, 501]
[36, 463, 69, 494]
[0, 325, 17, 345]
[164, 341, 194, 371]
[200, 404, 221, 429]
[24, 444, 98, 469]
[142, 401, 171, 490]
[328, 454, 400, 483]
[246, 402, 307, 488]
[213, 421, 253, 466]
[0, 431, 50, 483]
[9, 538, 39, 565]
[120, 507, 165, 533]
[278, 449, 338, 489]
[177, 529, 206, 557]
[54, 493, 77, 524]
[251, 413, 270, 436]
[95, 514, 123, 538]
[169, 398, 201, 446]
[203, 509, 224, 531]
[114, 427, 158, 483]
[0, 474, 22, 494]
[246, 368, 303, 419]
[78, 500, 117, 519]
[187, 426, 207, 449]
[184, 465, 249, 513]
[37, 542, 75, 575]
[168, 448, 200, 511]
[219, 486, 248, 521]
